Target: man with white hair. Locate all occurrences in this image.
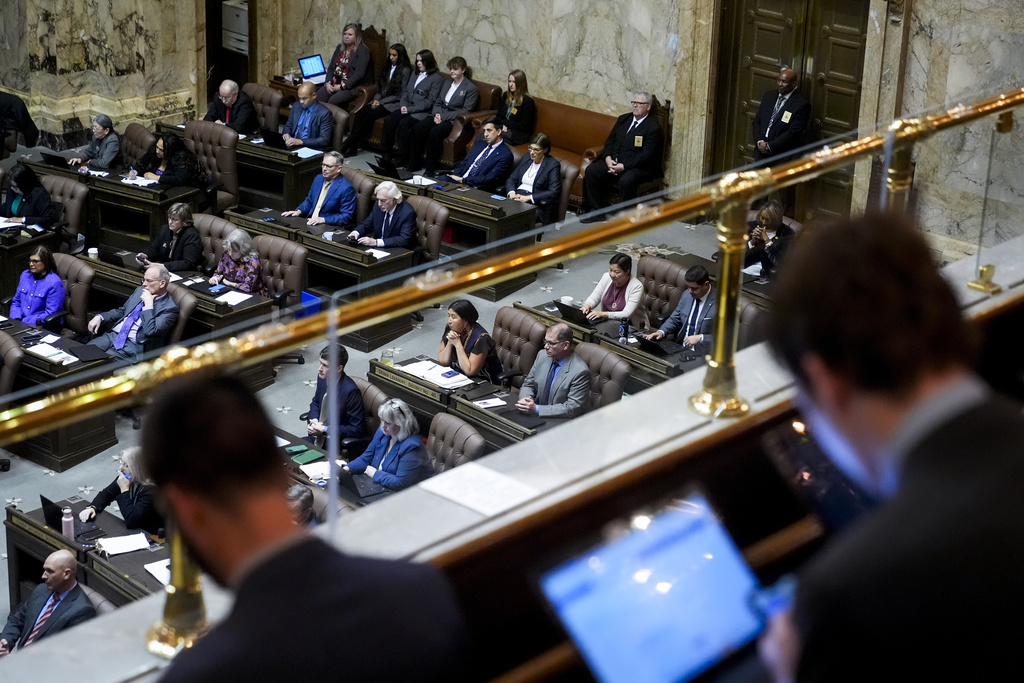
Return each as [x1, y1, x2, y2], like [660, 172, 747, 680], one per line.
[203, 79, 257, 134]
[347, 181, 418, 249]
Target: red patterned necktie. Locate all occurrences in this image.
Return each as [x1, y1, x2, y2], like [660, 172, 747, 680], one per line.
[23, 593, 58, 647]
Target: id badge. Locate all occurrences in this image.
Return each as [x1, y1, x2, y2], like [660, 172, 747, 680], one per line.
[634, 135, 643, 147]
[781, 111, 792, 123]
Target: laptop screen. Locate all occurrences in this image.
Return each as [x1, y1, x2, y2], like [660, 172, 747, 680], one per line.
[538, 492, 763, 683]
[298, 54, 326, 78]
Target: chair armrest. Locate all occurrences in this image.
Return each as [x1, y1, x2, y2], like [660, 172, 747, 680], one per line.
[299, 411, 310, 421]
[0, 295, 13, 308]
[468, 112, 493, 132]
[340, 436, 372, 459]
[272, 287, 295, 309]
[496, 369, 521, 383]
[42, 309, 70, 325]
[582, 146, 604, 163]
[348, 85, 377, 116]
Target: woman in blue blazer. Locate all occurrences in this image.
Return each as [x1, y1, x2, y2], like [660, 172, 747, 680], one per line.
[505, 132, 563, 226]
[344, 398, 430, 491]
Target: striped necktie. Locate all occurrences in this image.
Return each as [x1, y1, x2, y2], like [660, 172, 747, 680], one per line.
[23, 593, 58, 647]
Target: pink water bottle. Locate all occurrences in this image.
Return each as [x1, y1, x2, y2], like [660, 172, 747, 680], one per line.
[61, 506, 75, 540]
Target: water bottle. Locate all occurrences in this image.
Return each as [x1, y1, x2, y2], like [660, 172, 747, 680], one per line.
[61, 506, 75, 540]
[618, 321, 628, 344]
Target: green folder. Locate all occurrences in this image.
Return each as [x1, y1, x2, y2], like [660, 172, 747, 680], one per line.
[291, 449, 325, 465]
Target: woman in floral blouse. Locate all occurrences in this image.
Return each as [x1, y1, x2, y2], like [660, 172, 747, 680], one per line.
[209, 228, 266, 295]
[316, 23, 372, 108]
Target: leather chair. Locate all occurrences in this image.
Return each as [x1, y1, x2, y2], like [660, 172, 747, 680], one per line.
[737, 295, 772, 350]
[193, 212, 234, 272]
[426, 413, 486, 475]
[2, 128, 17, 161]
[80, 583, 117, 615]
[253, 234, 308, 310]
[121, 122, 156, 169]
[46, 253, 95, 337]
[0, 166, 7, 191]
[183, 120, 239, 214]
[405, 195, 447, 264]
[339, 165, 377, 225]
[574, 341, 630, 409]
[491, 306, 547, 389]
[0, 330, 24, 412]
[745, 209, 805, 234]
[242, 82, 283, 132]
[165, 282, 198, 345]
[636, 255, 689, 331]
[39, 175, 89, 252]
[322, 102, 351, 153]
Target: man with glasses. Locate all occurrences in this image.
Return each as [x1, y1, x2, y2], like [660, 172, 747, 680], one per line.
[347, 180, 418, 249]
[282, 81, 334, 150]
[86, 264, 179, 361]
[581, 91, 663, 221]
[281, 151, 356, 235]
[516, 322, 591, 418]
[203, 79, 257, 134]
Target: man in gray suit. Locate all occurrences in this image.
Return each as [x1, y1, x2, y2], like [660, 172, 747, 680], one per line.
[87, 264, 179, 361]
[645, 265, 716, 354]
[516, 322, 591, 419]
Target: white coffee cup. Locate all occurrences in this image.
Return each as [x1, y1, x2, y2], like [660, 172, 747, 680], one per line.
[560, 295, 573, 304]
[87, 247, 98, 259]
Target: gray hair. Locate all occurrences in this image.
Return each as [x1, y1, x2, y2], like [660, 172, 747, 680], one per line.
[93, 114, 114, 131]
[634, 91, 652, 105]
[376, 180, 403, 202]
[377, 398, 418, 442]
[220, 79, 240, 94]
[150, 264, 171, 284]
[224, 228, 257, 259]
[121, 446, 153, 486]
[167, 202, 194, 227]
[323, 150, 344, 166]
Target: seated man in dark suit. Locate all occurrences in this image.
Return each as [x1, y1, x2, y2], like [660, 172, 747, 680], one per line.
[86, 265, 179, 361]
[141, 373, 469, 682]
[281, 151, 356, 235]
[281, 82, 334, 150]
[135, 202, 204, 272]
[203, 79, 257, 135]
[347, 181, 418, 249]
[644, 265, 716, 354]
[305, 343, 365, 447]
[516, 322, 591, 418]
[436, 117, 513, 192]
[0, 550, 96, 655]
[581, 91, 664, 220]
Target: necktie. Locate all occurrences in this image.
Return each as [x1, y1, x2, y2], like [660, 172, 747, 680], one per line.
[685, 297, 701, 338]
[298, 108, 311, 139]
[768, 95, 786, 132]
[382, 211, 391, 237]
[626, 119, 639, 134]
[168, 232, 179, 258]
[466, 145, 492, 179]
[23, 593, 58, 647]
[225, 106, 230, 125]
[539, 360, 559, 405]
[311, 181, 331, 219]
[113, 301, 144, 350]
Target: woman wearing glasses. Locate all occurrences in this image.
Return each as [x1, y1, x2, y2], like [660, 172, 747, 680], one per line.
[343, 398, 430, 491]
[78, 446, 164, 536]
[1, 164, 55, 228]
[505, 133, 562, 226]
[9, 246, 65, 327]
[209, 228, 266, 295]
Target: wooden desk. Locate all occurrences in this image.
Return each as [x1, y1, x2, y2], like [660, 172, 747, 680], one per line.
[447, 391, 561, 452]
[275, 428, 372, 511]
[86, 542, 168, 606]
[366, 358, 454, 431]
[0, 227, 60, 296]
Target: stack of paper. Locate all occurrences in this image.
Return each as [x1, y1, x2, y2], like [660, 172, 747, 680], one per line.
[400, 360, 475, 389]
[295, 147, 323, 159]
[122, 177, 159, 187]
[216, 290, 251, 306]
[96, 533, 151, 556]
[144, 558, 171, 585]
[85, 170, 110, 177]
[366, 248, 390, 259]
[300, 461, 331, 481]
[26, 343, 77, 365]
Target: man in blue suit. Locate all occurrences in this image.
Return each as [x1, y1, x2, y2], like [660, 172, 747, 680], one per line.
[644, 264, 716, 355]
[347, 181, 418, 249]
[305, 344, 365, 447]
[281, 82, 334, 150]
[86, 265, 180, 361]
[282, 151, 356, 235]
[436, 117, 513, 192]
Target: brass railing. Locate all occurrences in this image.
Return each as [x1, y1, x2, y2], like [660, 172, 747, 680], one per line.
[2, 86, 1023, 446]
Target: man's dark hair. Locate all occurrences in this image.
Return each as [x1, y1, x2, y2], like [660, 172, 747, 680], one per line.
[766, 212, 975, 395]
[482, 116, 498, 129]
[319, 344, 349, 367]
[142, 373, 283, 504]
[551, 323, 573, 344]
[684, 265, 710, 285]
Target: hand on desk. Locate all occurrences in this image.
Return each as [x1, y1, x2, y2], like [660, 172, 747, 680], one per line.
[209, 274, 223, 285]
[143, 172, 160, 180]
[585, 309, 608, 322]
[68, 157, 83, 167]
[79, 507, 96, 523]
[282, 134, 302, 148]
[681, 334, 702, 347]
[281, 209, 301, 217]
[644, 330, 665, 341]
[306, 216, 326, 226]
[449, 175, 464, 183]
[87, 314, 103, 335]
[356, 236, 376, 247]
[515, 396, 538, 415]
[365, 465, 378, 478]
[136, 253, 151, 267]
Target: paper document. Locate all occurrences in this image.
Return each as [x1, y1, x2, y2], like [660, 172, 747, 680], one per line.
[41, 334, 60, 344]
[168, 272, 182, 282]
[295, 147, 323, 159]
[300, 461, 331, 481]
[26, 343, 77, 365]
[97, 533, 150, 556]
[275, 435, 290, 447]
[216, 290, 251, 306]
[410, 175, 438, 186]
[473, 398, 507, 409]
[400, 360, 475, 389]
[145, 558, 171, 586]
[742, 263, 762, 276]
[85, 170, 110, 177]
[122, 177, 159, 187]
[366, 248, 390, 259]
[0, 220, 18, 228]
[251, 137, 265, 145]
[420, 462, 540, 516]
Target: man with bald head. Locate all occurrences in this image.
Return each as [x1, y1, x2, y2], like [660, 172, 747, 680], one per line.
[87, 264, 180, 361]
[281, 81, 334, 150]
[516, 322, 592, 418]
[0, 550, 96, 654]
[751, 67, 812, 162]
[203, 79, 257, 134]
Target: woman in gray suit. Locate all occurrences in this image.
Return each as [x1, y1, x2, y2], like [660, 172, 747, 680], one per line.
[380, 49, 443, 160]
[399, 56, 479, 174]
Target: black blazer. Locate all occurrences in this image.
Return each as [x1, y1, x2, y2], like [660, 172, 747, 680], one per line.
[600, 113, 664, 177]
[495, 93, 536, 145]
[203, 89, 257, 134]
[143, 224, 203, 272]
[751, 89, 812, 160]
[505, 155, 562, 226]
[744, 221, 795, 278]
[1, 186, 54, 227]
[377, 64, 413, 109]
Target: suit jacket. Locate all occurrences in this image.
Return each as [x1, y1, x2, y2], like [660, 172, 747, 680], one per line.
[352, 200, 418, 248]
[98, 287, 179, 356]
[1, 186, 55, 227]
[346, 430, 431, 491]
[308, 372, 365, 441]
[751, 89, 812, 160]
[505, 155, 562, 226]
[431, 79, 479, 122]
[377, 64, 413, 109]
[519, 352, 592, 419]
[159, 537, 468, 683]
[89, 480, 164, 536]
[143, 224, 203, 272]
[495, 93, 536, 145]
[600, 112, 664, 176]
[295, 173, 357, 227]
[660, 288, 716, 353]
[282, 102, 334, 150]
[203, 89, 257, 134]
[1, 582, 96, 649]
[744, 221, 795, 278]
[0, 92, 39, 147]
[400, 72, 445, 120]
[445, 139, 514, 192]
[793, 394, 1024, 682]
[81, 132, 121, 170]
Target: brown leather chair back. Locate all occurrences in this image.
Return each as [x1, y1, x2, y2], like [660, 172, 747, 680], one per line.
[2, 129, 16, 158]
[353, 377, 389, 436]
[555, 158, 579, 224]
[0, 331, 24, 411]
[339, 165, 377, 225]
[637, 255, 689, 331]
[193, 212, 235, 270]
[79, 583, 117, 615]
[40, 175, 89, 242]
[405, 195, 446, 263]
[242, 82, 283, 132]
[121, 123, 156, 169]
[183, 120, 239, 213]
[427, 413, 486, 474]
[745, 209, 804, 234]
[575, 341, 630, 409]
[52, 253, 95, 336]
[738, 295, 772, 350]
[165, 283, 198, 344]
[491, 306, 547, 389]
[322, 102, 350, 152]
[0, 167, 6, 190]
[253, 234, 308, 308]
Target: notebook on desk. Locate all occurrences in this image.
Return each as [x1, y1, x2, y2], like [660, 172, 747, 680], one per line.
[40, 495, 105, 542]
[297, 54, 327, 85]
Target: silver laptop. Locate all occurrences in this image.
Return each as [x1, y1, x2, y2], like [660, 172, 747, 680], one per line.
[298, 54, 327, 85]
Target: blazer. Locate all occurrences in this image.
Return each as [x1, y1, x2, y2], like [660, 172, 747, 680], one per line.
[346, 429, 431, 491]
[325, 42, 372, 91]
[600, 112, 664, 176]
[751, 89, 812, 160]
[295, 173, 357, 227]
[352, 200, 418, 248]
[97, 287, 179, 356]
[143, 224, 203, 272]
[519, 351, 592, 419]
[399, 72, 445, 120]
[282, 102, 334, 150]
[431, 79, 479, 122]
[445, 139, 514, 192]
[203, 89, 257, 134]
[744, 221, 796, 278]
[1, 582, 96, 649]
[10, 270, 65, 326]
[505, 155, 563, 226]
[89, 480, 164, 536]
[81, 132, 121, 169]
[660, 288, 716, 353]
[583, 273, 644, 321]
[0, 92, 39, 147]
[377, 64, 413, 109]
[308, 372, 365, 442]
[1, 186, 55, 227]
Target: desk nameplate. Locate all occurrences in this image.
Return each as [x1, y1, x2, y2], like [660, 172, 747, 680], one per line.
[226, 209, 302, 240]
[7, 512, 80, 555]
[298, 233, 376, 264]
[88, 555, 151, 601]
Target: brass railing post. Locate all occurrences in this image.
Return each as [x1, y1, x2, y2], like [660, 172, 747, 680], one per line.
[146, 527, 209, 658]
[885, 118, 920, 215]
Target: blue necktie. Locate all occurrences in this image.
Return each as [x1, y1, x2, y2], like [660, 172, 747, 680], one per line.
[113, 301, 144, 350]
[539, 360, 559, 405]
[685, 298, 701, 338]
[466, 145, 492, 179]
[297, 108, 311, 139]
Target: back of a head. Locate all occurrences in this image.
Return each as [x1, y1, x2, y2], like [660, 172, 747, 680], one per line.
[766, 212, 974, 395]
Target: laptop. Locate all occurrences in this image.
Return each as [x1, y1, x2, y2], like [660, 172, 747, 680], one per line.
[39, 151, 72, 168]
[338, 467, 391, 500]
[553, 300, 595, 328]
[537, 490, 773, 683]
[368, 155, 414, 182]
[259, 128, 289, 150]
[97, 245, 129, 267]
[40, 495, 106, 542]
[297, 54, 327, 85]
[638, 335, 685, 357]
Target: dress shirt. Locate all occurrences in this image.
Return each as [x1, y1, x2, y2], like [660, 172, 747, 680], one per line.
[373, 209, 395, 248]
[516, 162, 542, 195]
[444, 81, 460, 105]
[111, 292, 167, 344]
[764, 92, 792, 138]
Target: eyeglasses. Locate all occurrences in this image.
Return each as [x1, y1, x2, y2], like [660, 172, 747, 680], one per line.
[544, 339, 567, 347]
[322, 163, 339, 169]
[28, 258, 42, 264]
[143, 278, 162, 284]
[630, 101, 649, 106]
[218, 94, 235, 101]
[528, 146, 544, 153]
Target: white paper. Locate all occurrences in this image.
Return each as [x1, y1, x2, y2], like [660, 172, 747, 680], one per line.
[275, 435, 290, 447]
[175, 124, 186, 129]
[410, 175, 437, 186]
[251, 137, 265, 145]
[400, 360, 475, 389]
[0, 220, 19, 228]
[237, 133, 247, 140]
[96, 533, 150, 556]
[295, 147, 323, 159]
[167, 272, 182, 282]
[85, 170, 110, 178]
[26, 343, 77, 365]
[419, 462, 540, 517]
[365, 248, 390, 259]
[144, 558, 171, 586]
[122, 177, 159, 187]
[41, 334, 60, 344]
[300, 461, 331, 481]
[216, 290, 251, 306]
[0, 315, 6, 321]
[742, 263, 762, 276]
[473, 397, 507, 409]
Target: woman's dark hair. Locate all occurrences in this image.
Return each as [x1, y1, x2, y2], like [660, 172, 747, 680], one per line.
[9, 164, 42, 194]
[343, 23, 363, 48]
[161, 133, 188, 159]
[530, 132, 551, 154]
[390, 44, 411, 71]
[32, 245, 56, 274]
[447, 299, 480, 326]
[609, 253, 633, 274]
[447, 56, 471, 78]
[417, 49, 438, 74]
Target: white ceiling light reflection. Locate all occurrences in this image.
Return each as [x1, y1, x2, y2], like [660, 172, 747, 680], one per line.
[633, 569, 652, 584]
[631, 514, 652, 531]
[655, 582, 673, 594]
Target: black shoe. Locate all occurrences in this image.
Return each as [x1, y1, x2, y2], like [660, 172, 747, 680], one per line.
[579, 213, 604, 224]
